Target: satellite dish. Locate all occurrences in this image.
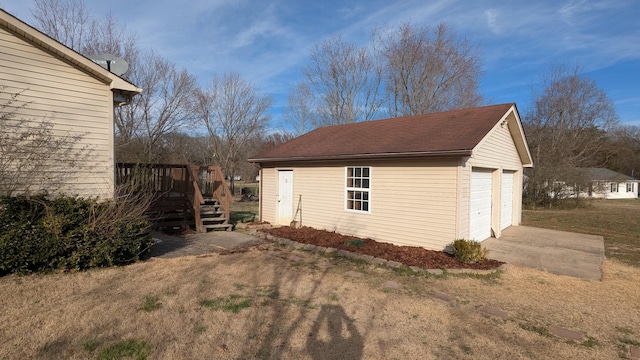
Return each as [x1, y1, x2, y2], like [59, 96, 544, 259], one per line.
[89, 53, 129, 76]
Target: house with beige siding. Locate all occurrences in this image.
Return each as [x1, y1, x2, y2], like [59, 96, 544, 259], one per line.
[250, 103, 533, 250]
[0, 9, 140, 198]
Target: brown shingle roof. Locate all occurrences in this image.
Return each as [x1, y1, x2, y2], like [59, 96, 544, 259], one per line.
[251, 103, 515, 163]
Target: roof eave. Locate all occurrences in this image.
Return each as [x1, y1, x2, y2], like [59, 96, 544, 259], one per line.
[249, 149, 473, 164]
[1, 9, 141, 95]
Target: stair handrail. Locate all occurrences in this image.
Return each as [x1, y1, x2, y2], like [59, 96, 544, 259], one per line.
[188, 165, 205, 233]
[208, 165, 233, 223]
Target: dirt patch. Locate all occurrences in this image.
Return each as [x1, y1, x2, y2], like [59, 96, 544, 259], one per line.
[261, 226, 503, 270]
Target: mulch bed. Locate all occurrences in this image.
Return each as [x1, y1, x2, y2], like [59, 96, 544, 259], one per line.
[260, 226, 504, 270]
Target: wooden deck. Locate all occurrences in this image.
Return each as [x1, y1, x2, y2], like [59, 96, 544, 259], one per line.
[116, 163, 233, 232]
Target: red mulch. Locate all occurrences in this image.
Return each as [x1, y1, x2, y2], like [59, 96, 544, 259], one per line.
[260, 226, 504, 270]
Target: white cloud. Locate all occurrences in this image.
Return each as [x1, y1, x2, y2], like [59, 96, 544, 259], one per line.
[484, 9, 502, 35]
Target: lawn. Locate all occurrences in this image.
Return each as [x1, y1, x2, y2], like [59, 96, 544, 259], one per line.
[229, 181, 259, 224]
[523, 199, 640, 266]
[2, 198, 640, 359]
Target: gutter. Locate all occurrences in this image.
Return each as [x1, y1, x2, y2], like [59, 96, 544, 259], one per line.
[249, 149, 473, 164]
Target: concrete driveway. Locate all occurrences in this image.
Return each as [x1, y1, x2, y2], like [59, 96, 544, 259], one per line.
[483, 226, 605, 280]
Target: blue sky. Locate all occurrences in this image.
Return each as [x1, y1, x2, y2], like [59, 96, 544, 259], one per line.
[2, 0, 639, 128]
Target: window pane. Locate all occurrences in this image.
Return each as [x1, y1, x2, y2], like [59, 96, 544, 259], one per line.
[346, 167, 370, 212]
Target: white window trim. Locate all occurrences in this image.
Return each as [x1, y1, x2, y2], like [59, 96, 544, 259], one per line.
[610, 182, 619, 193]
[626, 182, 634, 192]
[344, 166, 371, 214]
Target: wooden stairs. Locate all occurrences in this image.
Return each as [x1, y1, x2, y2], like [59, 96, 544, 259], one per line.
[200, 198, 233, 231]
[116, 164, 234, 232]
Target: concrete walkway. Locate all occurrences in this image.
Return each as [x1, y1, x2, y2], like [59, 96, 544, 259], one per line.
[150, 231, 265, 258]
[483, 226, 605, 280]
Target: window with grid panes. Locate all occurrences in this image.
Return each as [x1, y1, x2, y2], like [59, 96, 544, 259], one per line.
[627, 183, 634, 192]
[610, 183, 619, 192]
[345, 166, 370, 212]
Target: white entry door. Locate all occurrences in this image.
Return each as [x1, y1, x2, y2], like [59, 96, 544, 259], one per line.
[470, 169, 493, 241]
[501, 171, 514, 230]
[277, 170, 293, 225]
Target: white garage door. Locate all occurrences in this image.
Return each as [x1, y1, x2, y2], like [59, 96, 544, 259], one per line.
[501, 171, 514, 230]
[470, 169, 493, 241]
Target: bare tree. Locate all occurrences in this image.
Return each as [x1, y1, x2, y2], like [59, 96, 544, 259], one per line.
[32, 0, 199, 164]
[302, 34, 383, 126]
[194, 72, 272, 192]
[116, 51, 197, 163]
[31, 0, 91, 51]
[82, 12, 140, 66]
[377, 22, 483, 116]
[282, 82, 315, 135]
[523, 64, 619, 207]
[608, 125, 640, 178]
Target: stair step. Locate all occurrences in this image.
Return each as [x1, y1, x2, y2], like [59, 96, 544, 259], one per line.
[202, 217, 227, 224]
[200, 204, 222, 209]
[202, 224, 233, 230]
[200, 210, 225, 216]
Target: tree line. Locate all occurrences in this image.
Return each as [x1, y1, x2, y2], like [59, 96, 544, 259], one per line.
[18, 0, 640, 204]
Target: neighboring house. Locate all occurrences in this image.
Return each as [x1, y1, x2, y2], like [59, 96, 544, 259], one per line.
[583, 168, 638, 199]
[0, 9, 140, 198]
[250, 103, 533, 250]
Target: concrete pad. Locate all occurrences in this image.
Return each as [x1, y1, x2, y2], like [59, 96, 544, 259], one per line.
[185, 231, 263, 250]
[482, 226, 604, 280]
[151, 231, 265, 258]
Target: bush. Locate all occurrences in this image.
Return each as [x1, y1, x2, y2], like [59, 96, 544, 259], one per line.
[450, 239, 488, 264]
[0, 193, 153, 275]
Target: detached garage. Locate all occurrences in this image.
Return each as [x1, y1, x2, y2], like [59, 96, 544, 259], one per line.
[250, 103, 533, 251]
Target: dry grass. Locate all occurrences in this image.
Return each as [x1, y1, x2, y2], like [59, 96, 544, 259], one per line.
[230, 183, 259, 224]
[523, 199, 640, 266]
[1, 245, 640, 359]
[2, 199, 639, 359]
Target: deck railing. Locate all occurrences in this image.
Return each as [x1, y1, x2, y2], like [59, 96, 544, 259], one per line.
[195, 165, 233, 225]
[116, 163, 233, 232]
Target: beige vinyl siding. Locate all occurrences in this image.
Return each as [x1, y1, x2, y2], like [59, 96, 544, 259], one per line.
[456, 157, 471, 239]
[461, 119, 525, 238]
[1, 26, 114, 198]
[471, 122, 522, 170]
[260, 168, 277, 223]
[264, 159, 459, 250]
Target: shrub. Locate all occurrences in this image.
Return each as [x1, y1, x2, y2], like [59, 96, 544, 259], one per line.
[0, 193, 153, 275]
[450, 239, 488, 264]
